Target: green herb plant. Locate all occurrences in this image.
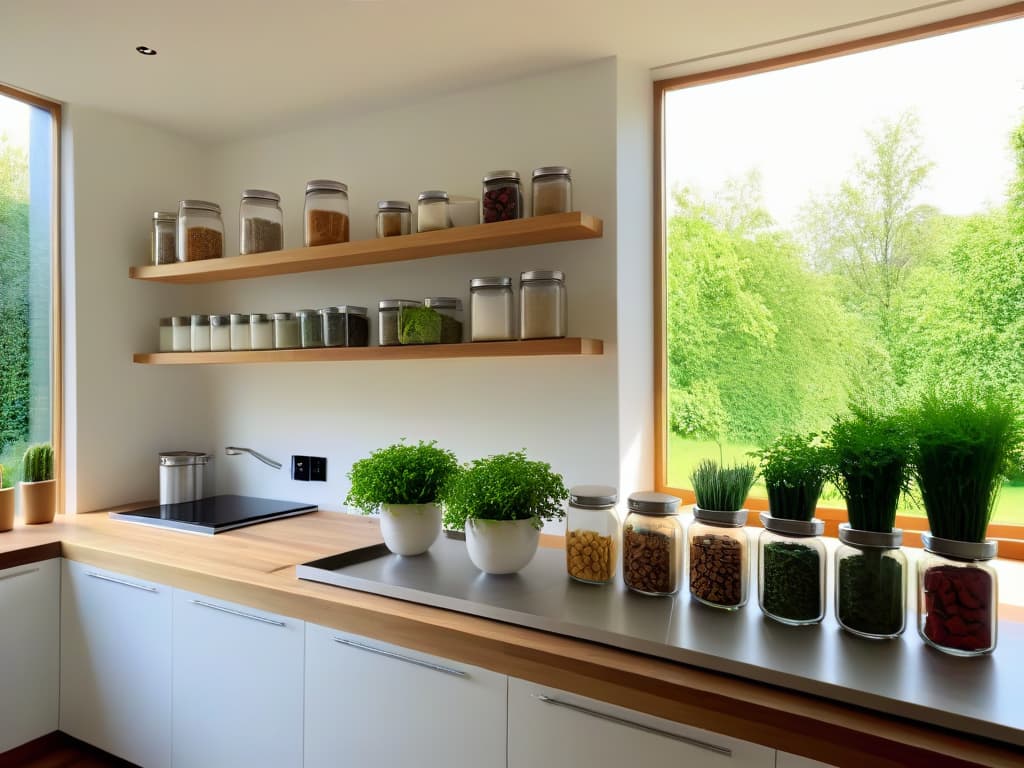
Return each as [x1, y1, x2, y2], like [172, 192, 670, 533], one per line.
[345, 440, 458, 514]
[690, 459, 757, 512]
[22, 443, 53, 483]
[398, 306, 442, 345]
[441, 450, 568, 531]
[911, 389, 1022, 543]
[754, 432, 830, 521]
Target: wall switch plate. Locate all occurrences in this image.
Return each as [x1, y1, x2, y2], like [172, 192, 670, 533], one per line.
[310, 456, 327, 482]
[291, 455, 310, 481]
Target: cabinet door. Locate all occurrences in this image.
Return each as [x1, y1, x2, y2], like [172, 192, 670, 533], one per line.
[0, 559, 59, 752]
[305, 623, 507, 768]
[509, 678, 775, 768]
[777, 752, 837, 767]
[172, 589, 304, 768]
[60, 560, 172, 768]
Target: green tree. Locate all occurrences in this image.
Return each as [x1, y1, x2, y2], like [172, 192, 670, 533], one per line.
[0, 134, 30, 451]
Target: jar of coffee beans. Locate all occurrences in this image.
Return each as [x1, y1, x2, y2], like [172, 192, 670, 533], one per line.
[566, 485, 619, 585]
[622, 491, 682, 596]
[689, 507, 750, 610]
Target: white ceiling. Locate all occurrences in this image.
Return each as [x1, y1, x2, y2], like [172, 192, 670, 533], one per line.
[0, 0, 1012, 142]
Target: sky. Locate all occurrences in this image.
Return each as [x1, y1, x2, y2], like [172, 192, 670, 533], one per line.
[665, 17, 1024, 230]
[0, 94, 30, 150]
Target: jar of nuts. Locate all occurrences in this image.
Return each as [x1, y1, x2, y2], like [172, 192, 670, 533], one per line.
[566, 485, 619, 585]
[622, 491, 683, 596]
[689, 507, 750, 610]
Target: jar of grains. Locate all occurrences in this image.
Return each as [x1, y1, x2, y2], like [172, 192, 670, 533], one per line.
[239, 189, 283, 254]
[378, 300, 420, 346]
[520, 270, 567, 339]
[758, 512, 826, 626]
[171, 316, 191, 352]
[566, 485, 619, 585]
[152, 211, 177, 265]
[159, 317, 173, 352]
[251, 313, 274, 350]
[835, 524, 907, 640]
[190, 314, 211, 352]
[321, 306, 370, 348]
[297, 309, 323, 348]
[689, 506, 750, 610]
[376, 200, 412, 237]
[272, 312, 299, 350]
[481, 171, 522, 222]
[531, 167, 572, 216]
[417, 191, 451, 233]
[209, 314, 230, 352]
[424, 297, 464, 344]
[304, 180, 349, 246]
[229, 313, 251, 351]
[622, 491, 683, 596]
[177, 200, 224, 262]
[470, 277, 515, 342]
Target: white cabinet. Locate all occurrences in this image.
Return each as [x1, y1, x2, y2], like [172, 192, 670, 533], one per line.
[60, 559, 173, 768]
[777, 752, 836, 767]
[0, 558, 59, 752]
[509, 678, 775, 768]
[172, 589, 304, 768]
[305, 623, 507, 768]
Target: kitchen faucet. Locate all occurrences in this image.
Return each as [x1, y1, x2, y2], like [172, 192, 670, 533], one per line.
[224, 446, 283, 470]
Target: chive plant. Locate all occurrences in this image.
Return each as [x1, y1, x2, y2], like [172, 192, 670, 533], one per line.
[755, 433, 829, 521]
[690, 459, 757, 512]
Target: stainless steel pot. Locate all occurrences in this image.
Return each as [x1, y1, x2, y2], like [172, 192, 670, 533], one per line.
[159, 451, 210, 505]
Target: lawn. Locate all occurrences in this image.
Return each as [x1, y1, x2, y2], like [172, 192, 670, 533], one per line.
[668, 434, 1024, 526]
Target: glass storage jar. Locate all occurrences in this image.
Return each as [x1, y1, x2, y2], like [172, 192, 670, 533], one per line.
[209, 314, 230, 352]
[376, 201, 412, 237]
[481, 171, 522, 222]
[297, 309, 323, 348]
[417, 191, 451, 232]
[177, 200, 224, 262]
[835, 524, 907, 639]
[159, 317, 173, 352]
[321, 306, 369, 348]
[566, 485, 619, 585]
[251, 313, 273, 350]
[918, 534, 998, 656]
[152, 211, 177, 265]
[190, 314, 210, 352]
[272, 312, 299, 349]
[171, 316, 191, 352]
[520, 270, 567, 339]
[470, 277, 515, 342]
[758, 512, 826, 625]
[378, 300, 419, 346]
[424, 297, 464, 344]
[239, 189, 283, 255]
[398, 304, 441, 345]
[229, 313, 251, 351]
[622, 491, 683, 596]
[531, 167, 572, 216]
[304, 180, 349, 246]
[689, 507, 750, 610]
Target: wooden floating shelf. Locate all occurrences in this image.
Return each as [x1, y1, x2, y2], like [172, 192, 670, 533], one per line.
[129, 212, 603, 285]
[133, 338, 604, 365]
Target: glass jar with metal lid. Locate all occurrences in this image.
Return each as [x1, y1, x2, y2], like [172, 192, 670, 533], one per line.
[190, 314, 211, 352]
[758, 512, 826, 625]
[171, 316, 191, 352]
[304, 180, 349, 246]
[272, 312, 299, 349]
[251, 313, 274, 350]
[481, 170, 522, 222]
[297, 309, 323, 349]
[152, 211, 176, 265]
[918, 535, 996, 656]
[520, 270, 567, 339]
[239, 189, 283, 255]
[177, 200, 224, 262]
[623, 491, 683, 596]
[689, 506, 750, 610]
[566, 485, 619, 585]
[531, 167, 572, 216]
[424, 297, 464, 344]
[377, 200, 412, 238]
[378, 300, 420, 346]
[209, 314, 230, 352]
[159, 317, 173, 352]
[470, 277, 514, 342]
[417, 191, 451, 233]
[835, 524, 907, 639]
[230, 313, 251, 351]
[321, 306, 369, 348]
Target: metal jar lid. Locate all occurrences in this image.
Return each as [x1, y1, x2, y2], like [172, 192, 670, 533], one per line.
[153, 211, 176, 222]
[159, 451, 210, 467]
[209, 314, 230, 326]
[483, 170, 521, 184]
[418, 190, 449, 202]
[470, 276, 512, 289]
[190, 314, 210, 326]
[305, 179, 348, 194]
[336, 305, 368, 316]
[521, 269, 565, 283]
[241, 189, 280, 202]
[159, 317, 172, 327]
[627, 491, 681, 516]
[378, 299, 420, 310]
[759, 511, 824, 537]
[693, 507, 748, 527]
[424, 297, 462, 311]
[295, 309, 319, 318]
[170, 316, 190, 326]
[838, 523, 903, 549]
[377, 200, 411, 212]
[533, 166, 571, 179]
[179, 199, 220, 213]
[230, 313, 250, 324]
[921, 532, 997, 561]
[272, 312, 295, 321]
[251, 313, 270, 323]
[570, 485, 618, 509]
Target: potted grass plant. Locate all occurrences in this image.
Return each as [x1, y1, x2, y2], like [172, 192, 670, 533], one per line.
[441, 450, 568, 574]
[754, 433, 830, 625]
[687, 459, 757, 610]
[20, 443, 55, 525]
[0, 463, 15, 532]
[827, 408, 912, 640]
[345, 440, 459, 556]
[911, 390, 1022, 656]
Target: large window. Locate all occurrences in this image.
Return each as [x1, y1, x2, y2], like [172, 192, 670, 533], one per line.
[655, 8, 1024, 553]
[0, 84, 59, 509]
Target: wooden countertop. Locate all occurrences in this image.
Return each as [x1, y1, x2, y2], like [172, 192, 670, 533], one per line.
[2, 512, 1022, 768]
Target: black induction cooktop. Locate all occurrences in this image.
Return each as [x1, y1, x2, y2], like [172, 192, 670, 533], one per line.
[109, 495, 317, 534]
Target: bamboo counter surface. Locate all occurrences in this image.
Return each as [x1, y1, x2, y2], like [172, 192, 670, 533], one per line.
[2, 512, 1022, 768]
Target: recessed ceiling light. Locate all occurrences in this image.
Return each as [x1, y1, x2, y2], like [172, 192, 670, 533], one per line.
[136, 45, 157, 56]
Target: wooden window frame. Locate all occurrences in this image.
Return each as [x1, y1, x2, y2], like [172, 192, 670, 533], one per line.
[0, 82, 63, 516]
[653, 3, 1024, 561]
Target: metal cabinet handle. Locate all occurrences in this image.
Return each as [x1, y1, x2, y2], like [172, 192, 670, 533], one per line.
[87, 571, 158, 593]
[0, 566, 40, 582]
[333, 637, 468, 678]
[534, 695, 732, 757]
[190, 599, 286, 627]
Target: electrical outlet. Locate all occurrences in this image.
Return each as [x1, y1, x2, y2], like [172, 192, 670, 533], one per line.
[291, 455, 310, 481]
[310, 456, 327, 482]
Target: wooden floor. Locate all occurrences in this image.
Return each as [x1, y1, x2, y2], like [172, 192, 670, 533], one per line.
[0, 733, 136, 768]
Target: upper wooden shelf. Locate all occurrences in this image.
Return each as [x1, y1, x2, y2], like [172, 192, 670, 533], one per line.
[129, 212, 603, 285]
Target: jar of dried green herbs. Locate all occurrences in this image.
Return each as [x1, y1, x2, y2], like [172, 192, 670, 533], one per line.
[757, 512, 826, 626]
[835, 524, 907, 639]
[424, 297, 463, 344]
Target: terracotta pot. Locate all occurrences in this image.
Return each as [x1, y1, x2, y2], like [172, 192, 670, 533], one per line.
[0, 487, 14, 532]
[20, 479, 56, 525]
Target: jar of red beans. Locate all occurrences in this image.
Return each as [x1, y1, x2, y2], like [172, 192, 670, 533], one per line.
[481, 170, 523, 223]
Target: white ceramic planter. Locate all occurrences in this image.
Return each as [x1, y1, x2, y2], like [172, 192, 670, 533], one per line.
[378, 503, 442, 556]
[465, 517, 540, 574]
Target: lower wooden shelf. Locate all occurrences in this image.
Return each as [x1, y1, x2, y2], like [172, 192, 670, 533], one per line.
[133, 338, 604, 365]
